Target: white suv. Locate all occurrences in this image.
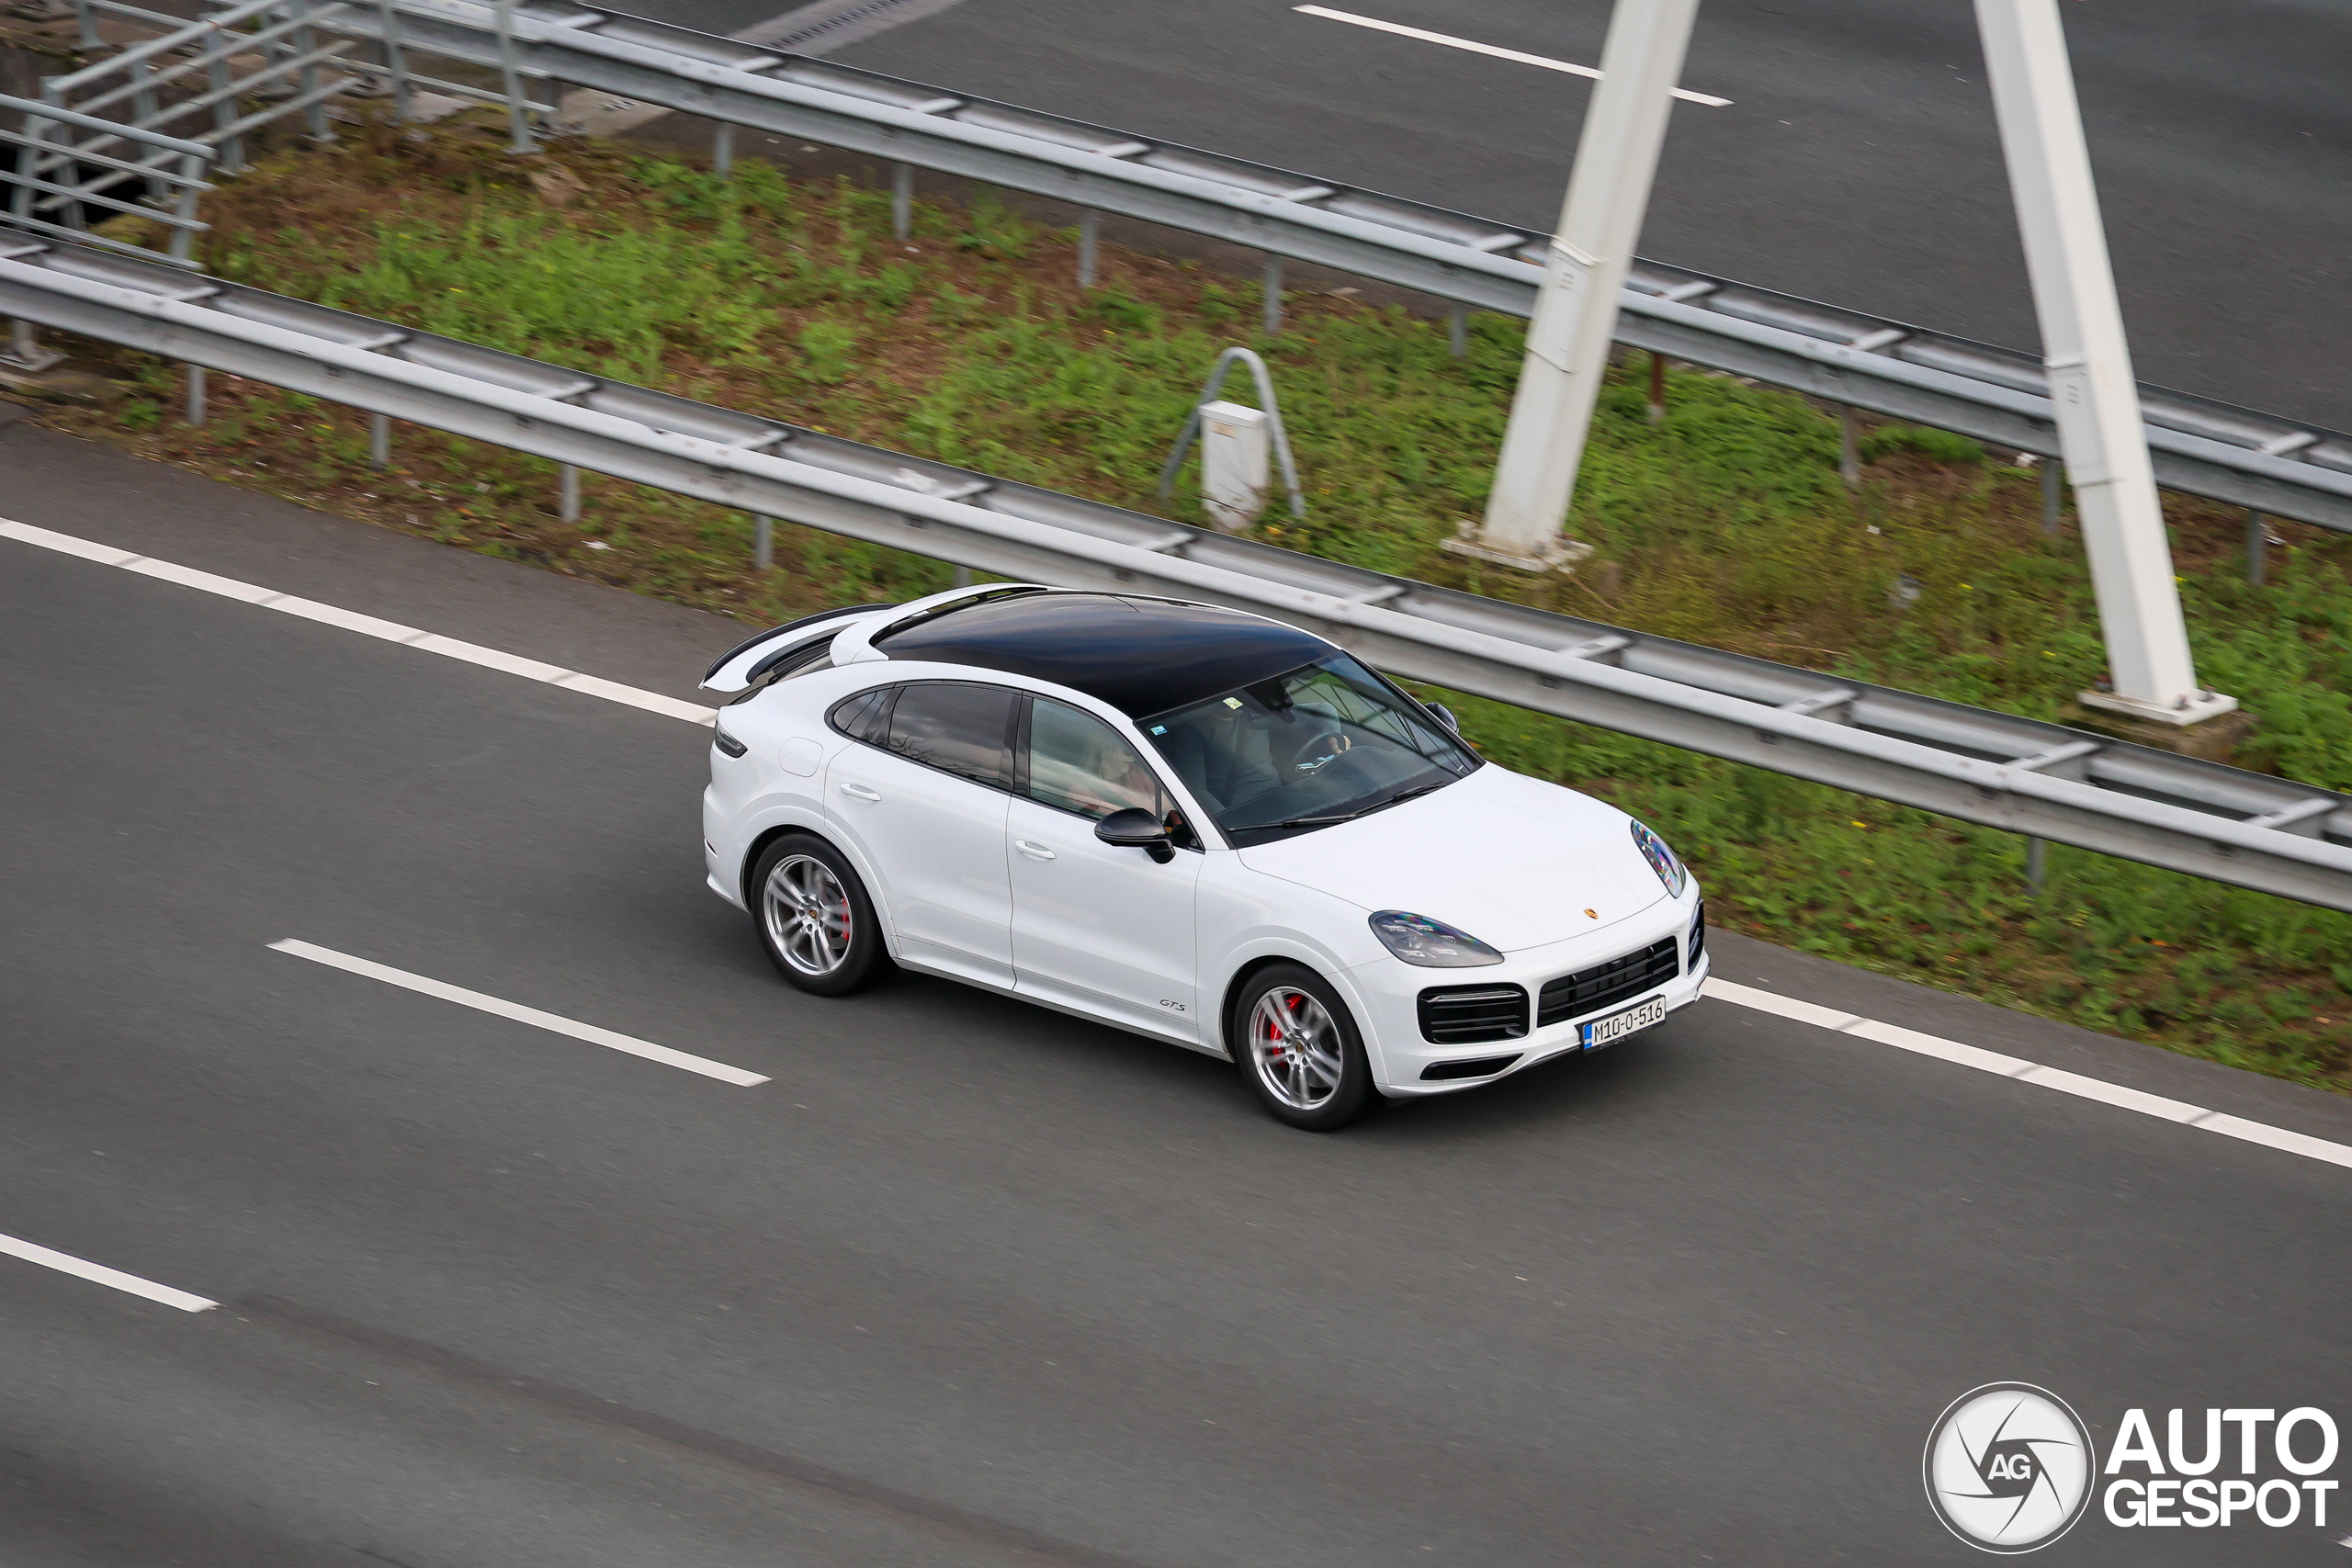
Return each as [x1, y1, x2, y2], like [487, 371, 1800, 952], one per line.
[701, 585, 1707, 1129]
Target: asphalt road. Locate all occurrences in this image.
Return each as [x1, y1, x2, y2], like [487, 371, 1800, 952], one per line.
[3, 423, 2349, 1566]
[628, 0, 2352, 429]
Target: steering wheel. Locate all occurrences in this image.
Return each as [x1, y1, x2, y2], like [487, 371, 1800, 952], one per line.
[1285, 730, 1353, 775]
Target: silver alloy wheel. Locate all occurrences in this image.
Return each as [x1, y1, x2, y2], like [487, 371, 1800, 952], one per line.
[762, 853, 854, 976]
[1248, 986, 1345, 1111]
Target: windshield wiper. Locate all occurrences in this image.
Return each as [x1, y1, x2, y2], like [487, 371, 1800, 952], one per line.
[1375, 782, 1448, 811]
[1246, 783, 1453, 835]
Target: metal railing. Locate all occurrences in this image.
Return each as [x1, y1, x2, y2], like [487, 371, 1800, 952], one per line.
[4, 233, 2348, 910]
[50, 0, 358, 172]
[0, 92, 213, 273]
[289, 0, 2352, 542]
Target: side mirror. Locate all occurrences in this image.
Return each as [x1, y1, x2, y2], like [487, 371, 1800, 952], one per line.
[1096, 807, 1175, 863]
[1425, 701, 1461, 735]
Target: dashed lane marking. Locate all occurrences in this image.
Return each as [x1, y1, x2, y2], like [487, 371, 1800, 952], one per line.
[270, 940, 770, 1087]
[1292, 7, 1735, 107]
[0, 1231, 218, 1312]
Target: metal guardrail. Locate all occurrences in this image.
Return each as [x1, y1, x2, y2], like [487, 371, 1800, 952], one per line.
[294, 0, 2352, 537]
[4, 234, 2349, 909]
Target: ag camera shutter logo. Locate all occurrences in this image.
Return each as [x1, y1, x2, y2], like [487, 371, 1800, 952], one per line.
[1924, 1383, 2095, 1552]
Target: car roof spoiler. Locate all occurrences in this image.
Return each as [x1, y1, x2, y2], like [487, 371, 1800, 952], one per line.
[698, 603, 895, 694]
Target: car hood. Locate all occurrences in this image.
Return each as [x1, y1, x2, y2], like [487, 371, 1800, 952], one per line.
[1234, 765, 1669, 952]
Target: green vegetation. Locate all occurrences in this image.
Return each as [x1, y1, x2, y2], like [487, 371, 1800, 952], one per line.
[62, 119, 2351, 1089]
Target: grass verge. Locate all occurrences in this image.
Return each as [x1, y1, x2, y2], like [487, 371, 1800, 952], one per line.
[37, 117, 2352, 1091]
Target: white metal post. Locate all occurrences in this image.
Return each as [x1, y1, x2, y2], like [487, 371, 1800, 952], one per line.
[1463, 0, 1699, 570]
[1974, 0, 2232, 727]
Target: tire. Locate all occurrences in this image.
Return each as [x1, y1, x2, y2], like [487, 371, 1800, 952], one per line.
[751, 833, 890, 997]
[1228, 962, 1377, 1131]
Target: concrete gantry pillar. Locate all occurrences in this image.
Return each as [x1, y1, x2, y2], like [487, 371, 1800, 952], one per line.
[1458, 0, 1698, 572]
[1975, 0, 2233, 729]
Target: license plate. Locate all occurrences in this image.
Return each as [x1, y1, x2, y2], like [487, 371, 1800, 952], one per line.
[1580, 994, 1667, 1050]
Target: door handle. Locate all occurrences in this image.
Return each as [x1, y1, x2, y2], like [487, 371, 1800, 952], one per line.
[1014, 840, 1057, 861]
[841, 783, 882, 802]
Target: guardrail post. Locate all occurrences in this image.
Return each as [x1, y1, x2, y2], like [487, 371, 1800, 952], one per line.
[2026, 835, 2045, 893]
[1647, 351, 1667, 424]
[368, 412, 390, 468]
[1471, 0, 1698, 570]
[2041, 458, 2061, 537]
[4, 320, 63, 373]
[1449, 304, 1468, 358]
[294, 1, 333, 145]
[2245, 509, 2267, 585]
[167, 150, 204, 265]
[559, 462, 580, 524]
[1838, 405, 1860, 487]
[753, 513, 772, 572]
[713, 122, 732, 177]
[378, 0, 413, 123]
[952, 564, 972, 588]
[494, 0, 536, 155]
[184, 364, 205, 426]
[204, 31, 244, 172]
[1260, 254, 1283, 335]
[890, 163, 911, 240]
[1976, 0, 2232, 729]
[1077, 208, 1098, 291]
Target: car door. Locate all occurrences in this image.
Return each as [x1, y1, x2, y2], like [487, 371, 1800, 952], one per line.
[1007, 694, 1203, 1041]
[824, 681, 1018, 988]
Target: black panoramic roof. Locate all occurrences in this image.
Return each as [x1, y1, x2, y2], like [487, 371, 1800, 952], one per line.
[874, 592, 1330, 716]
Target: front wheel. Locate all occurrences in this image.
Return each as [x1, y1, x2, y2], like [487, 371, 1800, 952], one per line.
[1230, 963, 1376, 1131]
[752, 834, 889, 997]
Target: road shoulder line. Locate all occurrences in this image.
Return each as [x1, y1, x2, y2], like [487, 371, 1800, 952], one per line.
[1702, 977, 2351, 1171]
[1, 517, 717, 727]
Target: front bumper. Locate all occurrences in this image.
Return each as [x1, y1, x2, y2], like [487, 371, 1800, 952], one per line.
[1349, 888, 1708, 1096]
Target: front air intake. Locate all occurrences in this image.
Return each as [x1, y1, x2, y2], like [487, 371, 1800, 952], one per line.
[1417, 984, 1529, 1044]
[1688, 900, 1706, 971]
[1420, 1054, 1522, 1081]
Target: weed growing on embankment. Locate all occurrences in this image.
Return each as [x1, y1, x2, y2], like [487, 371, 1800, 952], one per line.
[41, 118, 2352, 1090]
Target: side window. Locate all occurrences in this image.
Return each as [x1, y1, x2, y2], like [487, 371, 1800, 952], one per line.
[1025, 697, 1190, 835]
[828, 686, 894, 744]
[886, 682, 1015, 789]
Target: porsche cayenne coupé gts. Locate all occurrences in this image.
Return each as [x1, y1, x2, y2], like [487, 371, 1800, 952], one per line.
[700, 585, 1707, 1129]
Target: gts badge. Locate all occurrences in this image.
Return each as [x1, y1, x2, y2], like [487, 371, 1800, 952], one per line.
[1158, 999, 1187, 1012]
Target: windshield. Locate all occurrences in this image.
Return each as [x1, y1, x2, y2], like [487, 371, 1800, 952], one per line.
[1138, 654, 1476, 846]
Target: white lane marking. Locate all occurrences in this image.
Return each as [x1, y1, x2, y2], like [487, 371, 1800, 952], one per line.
[1293, 6, 1734, 107]
[0, 518, 718, 728]
[1704, 978, 2352, 1171]
[0, 1231, 218, 1312]
[269, 940, 770, 1087]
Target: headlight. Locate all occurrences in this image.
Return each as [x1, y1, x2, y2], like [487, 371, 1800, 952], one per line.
[712, 724, 748, 758]
[1369, 910, 1503, 967]
[1629, 819, 1687, 897]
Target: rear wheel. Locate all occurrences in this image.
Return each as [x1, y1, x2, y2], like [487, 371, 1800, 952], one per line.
[1230, 963, 1376, 1131]
[752, 834, 888, 996]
